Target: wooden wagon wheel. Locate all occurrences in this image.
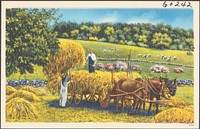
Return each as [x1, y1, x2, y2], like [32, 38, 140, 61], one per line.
[73, 89, 82, 105]
[99, 92, 110, 109]
[67, 82, 82, 106]
[85, 93, 99, 102]
[67, 83, 74, 105]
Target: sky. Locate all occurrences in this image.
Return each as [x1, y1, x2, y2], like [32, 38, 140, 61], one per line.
[57, 8, 193, 30]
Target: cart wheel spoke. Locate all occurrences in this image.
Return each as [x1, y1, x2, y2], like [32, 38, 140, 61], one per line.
[74, 92, 82, 105]
[99, 92, 110, 109]
[67, 92, 73, 105]
[85, 94, 91, 101]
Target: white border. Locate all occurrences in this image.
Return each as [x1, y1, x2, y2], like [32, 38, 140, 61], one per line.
[1, 1, 199, 128]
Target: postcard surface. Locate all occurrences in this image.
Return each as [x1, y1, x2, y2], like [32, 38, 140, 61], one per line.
[1, 1, 199, 128]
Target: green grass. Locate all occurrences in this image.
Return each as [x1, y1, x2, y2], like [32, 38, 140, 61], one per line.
[175, 86, 194, 105]
[7, 39, 193, 81]
[6, 65, 47, 80]
[67, 39, 194, 66]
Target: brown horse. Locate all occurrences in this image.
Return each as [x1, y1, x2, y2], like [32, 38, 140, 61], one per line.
[146, 78, 177, 115]
[130, 77, 177, 115]
[113, 77, 171, 115]
[113, 78, 147, 114]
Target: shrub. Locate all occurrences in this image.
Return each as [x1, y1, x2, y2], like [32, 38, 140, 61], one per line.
[151, 108, 194, 123]
[187, 51, 193, 55]
[61, 33, 69, 38]
[20, 86, 45, 96]
[98, 38, 107, 42]
[127, 41, 134, 46]
[6, 85, 17, 95]
[137, 43, 149, 48]
[89, 36, 98, 41]
[7, 90, 40, 102]
[169, 44, 177, 50]
[6, 97, 38, 119]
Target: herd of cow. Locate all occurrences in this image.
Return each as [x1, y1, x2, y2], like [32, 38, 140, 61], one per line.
[137, 53, 177, 62]
[96, 61, 184, 73]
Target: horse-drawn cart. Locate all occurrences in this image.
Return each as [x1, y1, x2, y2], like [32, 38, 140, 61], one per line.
[66, 71, 177, 115]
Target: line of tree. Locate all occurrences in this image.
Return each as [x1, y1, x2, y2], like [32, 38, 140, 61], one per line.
[53, 21, 194, 51]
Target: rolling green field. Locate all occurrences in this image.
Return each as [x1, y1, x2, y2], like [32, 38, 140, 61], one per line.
[69, 39, 194, 66]
[7, 39, 194, 81]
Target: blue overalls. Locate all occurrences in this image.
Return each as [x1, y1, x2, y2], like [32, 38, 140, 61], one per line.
[88, 56, 95, 73]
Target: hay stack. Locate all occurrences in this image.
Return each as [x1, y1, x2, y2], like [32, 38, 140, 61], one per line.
[161, 96, 188, 108]
[6, 86, 17, 95]
[6, 97, 38, 119]
[21, 86, 45, 96]
[6, 90, 40, 102]
[183, 105, 194, 114]
[151, 108, 194, 123]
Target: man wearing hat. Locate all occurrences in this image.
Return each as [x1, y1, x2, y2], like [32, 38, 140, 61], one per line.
[86, 48, 97, 73]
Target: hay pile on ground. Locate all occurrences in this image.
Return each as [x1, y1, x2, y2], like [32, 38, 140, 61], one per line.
[183, 105, 194, 114]
[6, 97, 38, 119]
[21, 86, 45, 96]
[151, 108, 194, 123]
[6, 86, 17, 95]
[160, 96, 189, 108]
[6, 90, 40, 102]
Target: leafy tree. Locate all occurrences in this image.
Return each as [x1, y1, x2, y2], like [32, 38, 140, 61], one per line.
[90, 25, 101, 37]
[61, 33, 69, 38]
[185, 38, 194, 50]
[70, 29, 79, 39]
[105, 26, 115, 37]
[6, 8, 60, 76]
[52, 21, 193, 50]
[138, 35, 147, 44]
[151, 33, 172, 49]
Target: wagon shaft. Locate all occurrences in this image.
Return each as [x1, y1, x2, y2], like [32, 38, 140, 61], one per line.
[110, 86, 145, 97]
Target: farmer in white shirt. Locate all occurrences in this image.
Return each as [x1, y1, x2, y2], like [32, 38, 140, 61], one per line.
[86, 48, 97, 73]
[59, 69, 70, 107]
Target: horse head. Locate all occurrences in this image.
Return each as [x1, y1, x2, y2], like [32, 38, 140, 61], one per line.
[165, 78, 177, 96]
[157, 77, 170, 100]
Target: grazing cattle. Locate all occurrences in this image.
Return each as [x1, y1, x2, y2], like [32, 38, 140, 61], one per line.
[103, 49, 107, 52]
[137, 54, 143, 57]
[151, 65, 169, 73]
[147, 54, 151, 58]
[166, 57, 171, 62]
[173, 56, 177, 60]
[97, 63, 104, 69]
[133, 65, 141, 71]
[106, 64, 115, 71]
[143, 54, 147, 58]
[174, 68, 184, 73]
[115, 61, 127, 71]
[156, 55, 160, 58]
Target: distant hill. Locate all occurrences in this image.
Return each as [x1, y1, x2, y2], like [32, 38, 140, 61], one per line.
[59, 39, 193, 66]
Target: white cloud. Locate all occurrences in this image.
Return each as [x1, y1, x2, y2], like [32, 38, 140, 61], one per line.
[95, 11, 119, 23]
[127, 11, 161, 24]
